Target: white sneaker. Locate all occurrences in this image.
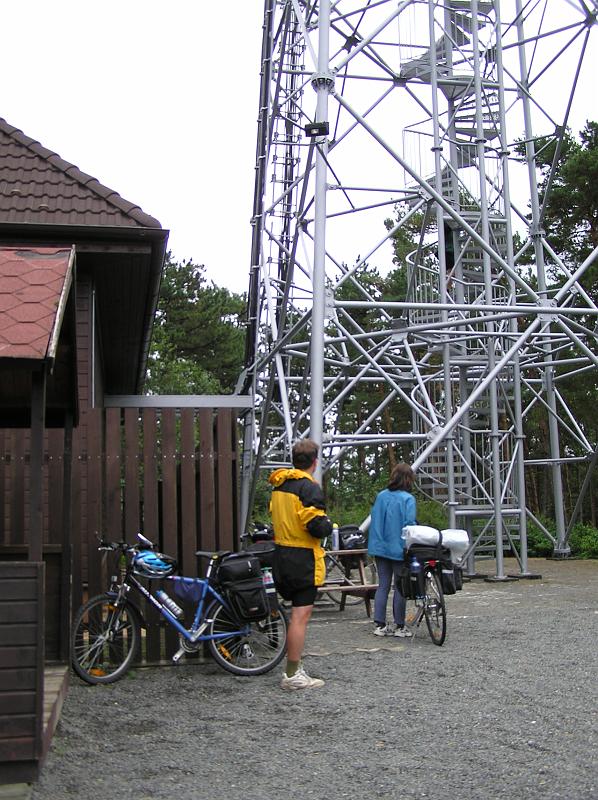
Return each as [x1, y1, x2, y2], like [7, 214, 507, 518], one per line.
[373, 624, 394, 636]
[280, 666, 325, 690]
[394, 626, 413, 638]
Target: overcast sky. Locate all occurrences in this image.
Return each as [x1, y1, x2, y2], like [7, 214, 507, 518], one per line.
[0, 2, 595, 296]
[0, 1, 263, 293]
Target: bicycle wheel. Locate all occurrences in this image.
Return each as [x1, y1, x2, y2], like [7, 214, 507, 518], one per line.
[207, 601, 287, 676]
[71, 593, 141, 684]
[423, 571, 446, 646]
[323, 554, 377, 605]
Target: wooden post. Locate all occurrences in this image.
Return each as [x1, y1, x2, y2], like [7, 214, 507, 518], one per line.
[59, 412, 73, 662]
[28, 368, 47, 563]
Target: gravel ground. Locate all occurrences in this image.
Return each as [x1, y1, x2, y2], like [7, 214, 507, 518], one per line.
[32, 557, 598, 800]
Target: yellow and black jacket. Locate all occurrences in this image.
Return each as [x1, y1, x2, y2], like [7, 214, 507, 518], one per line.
[269, 468, 332, 589]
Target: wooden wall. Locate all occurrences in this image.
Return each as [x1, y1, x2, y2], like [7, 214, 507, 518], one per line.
[0, 561, 44, 783]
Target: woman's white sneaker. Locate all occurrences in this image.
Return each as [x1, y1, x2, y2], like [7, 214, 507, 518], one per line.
[373, 624, 395, 636]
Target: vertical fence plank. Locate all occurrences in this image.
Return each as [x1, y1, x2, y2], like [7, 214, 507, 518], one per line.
[180, 409, 198, 577]
[124, 408, 141, 541]
[160, 410, 178, 556]
[142, 410, 159, 540]
[59, 416, 74, 662]
[160, 409, 178, 656]
[124, 408, 142, 666]
[198, 408, 216, 552]
[46, 430, 63, 547]
[142, 409, 161, 663]
[86, 409, 104, 600]
[70, 422, 83, 611]
[216, 409, 235, 551]
[105, 408, 122, 539]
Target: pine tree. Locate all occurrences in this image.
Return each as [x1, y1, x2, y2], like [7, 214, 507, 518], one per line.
[145, 254, 246, 395]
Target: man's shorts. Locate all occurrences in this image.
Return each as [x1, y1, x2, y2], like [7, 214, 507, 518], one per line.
[278, 584, 318, 607]
[273, 544, 320, 607]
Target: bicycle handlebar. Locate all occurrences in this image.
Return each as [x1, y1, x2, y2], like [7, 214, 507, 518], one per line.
[97, 532, 156, 553]
[97, 540, 133, 553]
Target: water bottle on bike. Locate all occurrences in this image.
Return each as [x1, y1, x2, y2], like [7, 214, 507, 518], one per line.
[156, 589, 184, 619]
[261, 567, 277, 610]
[409, 555, 424, 599]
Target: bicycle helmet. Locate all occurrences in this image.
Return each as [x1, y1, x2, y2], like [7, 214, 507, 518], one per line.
[132, 550, 177, 578]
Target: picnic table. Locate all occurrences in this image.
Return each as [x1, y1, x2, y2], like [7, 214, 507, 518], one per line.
[317, 548, 378, 617]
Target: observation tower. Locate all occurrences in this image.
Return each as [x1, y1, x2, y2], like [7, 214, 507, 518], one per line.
[240, 0, 598, 577]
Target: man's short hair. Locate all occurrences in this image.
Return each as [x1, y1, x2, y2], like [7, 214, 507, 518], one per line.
[292, 438, 319, 471]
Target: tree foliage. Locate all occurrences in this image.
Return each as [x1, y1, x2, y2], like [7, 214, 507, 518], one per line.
[516, 121, 598, 278]
[145, 254, 246, 395]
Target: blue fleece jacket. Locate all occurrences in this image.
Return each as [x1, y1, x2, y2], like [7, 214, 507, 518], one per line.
[367, 488, 416, 561]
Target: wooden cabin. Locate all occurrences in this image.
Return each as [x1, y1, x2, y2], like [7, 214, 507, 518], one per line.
[0, 118, 244, 784]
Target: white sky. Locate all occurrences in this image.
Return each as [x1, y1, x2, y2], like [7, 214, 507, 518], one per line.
[0, 1, 263, 294]
[0, 2, 595, 296]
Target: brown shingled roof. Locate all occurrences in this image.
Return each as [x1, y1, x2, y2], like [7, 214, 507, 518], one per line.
[0, 118, 162, 229]
[0, 246, 74, 361]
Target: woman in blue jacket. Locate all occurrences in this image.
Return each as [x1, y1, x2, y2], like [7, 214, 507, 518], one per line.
[368, 462, 416, 637]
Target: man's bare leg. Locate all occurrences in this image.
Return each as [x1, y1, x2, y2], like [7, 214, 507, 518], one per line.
[285, 604, 314, 673]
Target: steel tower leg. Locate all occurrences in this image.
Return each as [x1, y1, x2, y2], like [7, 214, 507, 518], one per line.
[310, 1, 332, 480]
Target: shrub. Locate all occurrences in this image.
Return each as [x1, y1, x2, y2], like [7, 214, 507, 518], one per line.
[327, 489, 450, 531]
[328, 502, 373, 528]
[414, 496, 449, 530]
[525, 520, 554, 557]
[569, 523, 598, 559]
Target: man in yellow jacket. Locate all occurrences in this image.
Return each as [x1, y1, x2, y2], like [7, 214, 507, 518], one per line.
[269, 438, 332, 690]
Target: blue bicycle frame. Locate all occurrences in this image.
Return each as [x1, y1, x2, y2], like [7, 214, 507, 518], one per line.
[110, 571, 252, 664]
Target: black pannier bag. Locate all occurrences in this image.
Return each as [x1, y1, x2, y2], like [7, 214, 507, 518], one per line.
[440, 566, 457, 595]
[404, 544, 459, 596]
[397, 561, 415, 599]
[217, 553, 270, 621]
[405, 544, 451, 563]
[225, 578, 271, 621]
[217, 552, 263, 583]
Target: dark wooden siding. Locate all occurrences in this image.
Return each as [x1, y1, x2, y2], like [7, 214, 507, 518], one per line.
[0, 562, 44, 773]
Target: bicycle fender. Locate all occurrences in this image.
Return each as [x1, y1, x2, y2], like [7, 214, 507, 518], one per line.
[105, 591, 147, 628]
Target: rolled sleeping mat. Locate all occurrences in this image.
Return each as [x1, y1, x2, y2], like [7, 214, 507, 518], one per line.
[440, 529, 469, 562]
[402, 525, 441, 548]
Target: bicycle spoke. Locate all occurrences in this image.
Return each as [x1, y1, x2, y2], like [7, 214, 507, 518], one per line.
[208, 602, 287, 675]
[423, 572, 446, 646]
[71, 594, 140, 684]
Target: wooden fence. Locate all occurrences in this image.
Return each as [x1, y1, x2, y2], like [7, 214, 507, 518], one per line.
[0, 402, 244, 663]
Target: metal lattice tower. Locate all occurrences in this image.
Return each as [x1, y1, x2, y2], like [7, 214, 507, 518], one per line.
[240, 0, 598, 577]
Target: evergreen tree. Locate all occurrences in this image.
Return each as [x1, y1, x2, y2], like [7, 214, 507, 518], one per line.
[145, 254, 246, 395]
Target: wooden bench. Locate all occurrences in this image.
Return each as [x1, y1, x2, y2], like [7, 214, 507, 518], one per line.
[317, 548, 378, 617]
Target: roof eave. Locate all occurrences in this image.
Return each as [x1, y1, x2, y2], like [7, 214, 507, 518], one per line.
[0, 221, 169, 243]
[47, 246, 76, 363]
